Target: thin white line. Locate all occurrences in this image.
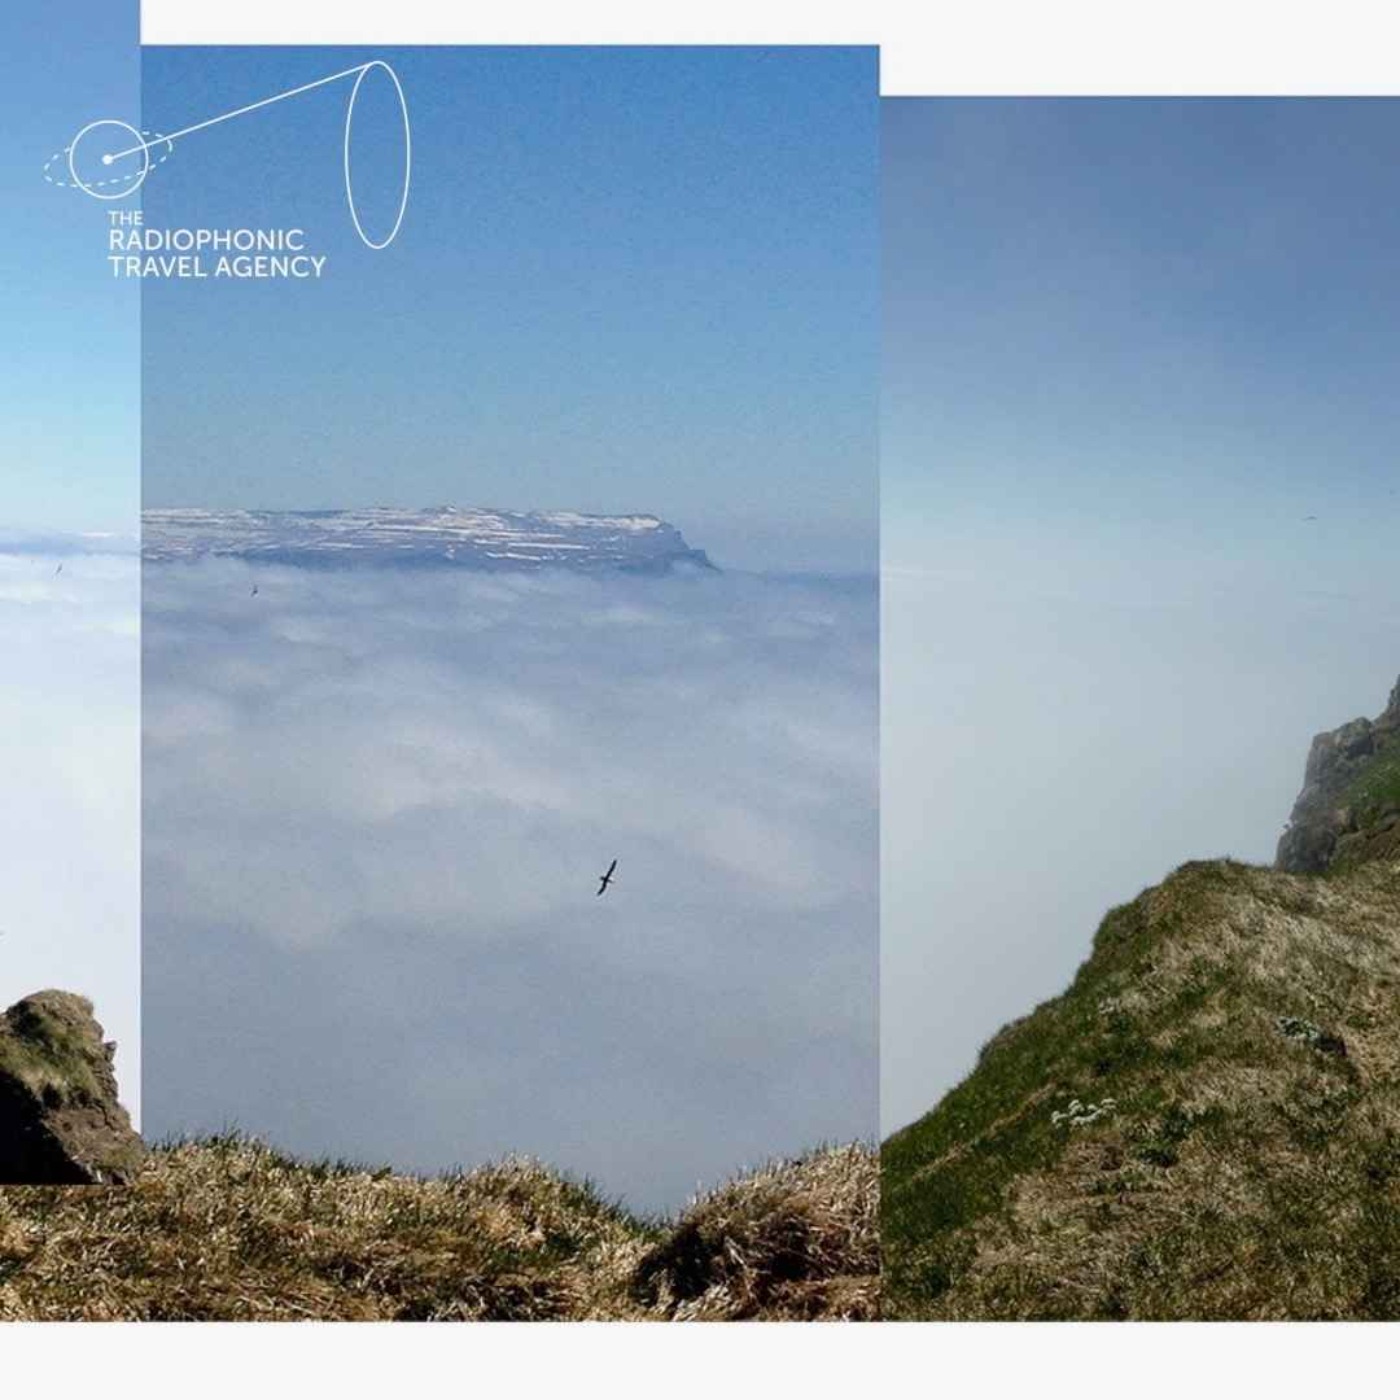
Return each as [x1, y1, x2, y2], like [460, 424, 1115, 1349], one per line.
[106, 63, 372, 160]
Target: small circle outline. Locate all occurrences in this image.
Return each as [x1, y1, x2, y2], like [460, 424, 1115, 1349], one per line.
[68, 119, 150, 200]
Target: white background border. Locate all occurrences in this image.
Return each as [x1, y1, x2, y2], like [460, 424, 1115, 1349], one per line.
[143, 0, 1400, 94]
[5, 1318, 1395, 1395]
[43, 0, 1397, 1390]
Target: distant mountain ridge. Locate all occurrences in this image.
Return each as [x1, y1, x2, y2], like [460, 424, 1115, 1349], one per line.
[142, 507, 716, 574]
[0, 528, 139, 557]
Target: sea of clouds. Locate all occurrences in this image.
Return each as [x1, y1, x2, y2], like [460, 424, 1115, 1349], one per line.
[143, 562, 877, 1210]
[0, 548, 140, 1121]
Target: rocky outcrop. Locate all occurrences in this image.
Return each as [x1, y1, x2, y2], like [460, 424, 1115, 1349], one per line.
[1277, 676, 1400, 874]
[0, 991, 144, 1185]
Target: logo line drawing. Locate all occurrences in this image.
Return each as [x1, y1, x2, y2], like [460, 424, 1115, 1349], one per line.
[46, 59, 411, 250]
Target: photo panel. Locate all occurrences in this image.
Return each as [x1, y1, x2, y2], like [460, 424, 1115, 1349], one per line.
[0, 0, 142, 1186]
[137, 45, 879, 1317]
[882, 97, 1400, 1321]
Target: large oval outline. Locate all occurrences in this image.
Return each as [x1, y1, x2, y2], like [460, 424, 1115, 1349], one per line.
[343, 61, 411, 251]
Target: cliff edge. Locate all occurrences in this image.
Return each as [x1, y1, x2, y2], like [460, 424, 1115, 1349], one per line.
[883, 678, 1400, 1320]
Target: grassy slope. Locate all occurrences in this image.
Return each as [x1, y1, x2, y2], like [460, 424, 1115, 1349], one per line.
[0, 1136, 877, 1321]
[1348, 744, 1400, 826]
[0, 996, 107, 1107]
[883, 858, 1400, 1319]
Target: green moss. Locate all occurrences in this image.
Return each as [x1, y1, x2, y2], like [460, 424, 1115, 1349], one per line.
[0, 1003, 104, 1106]
[1344, 743, 1400, 826]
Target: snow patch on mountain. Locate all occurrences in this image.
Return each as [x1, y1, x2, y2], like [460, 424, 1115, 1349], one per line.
[142, 507, 716, 574]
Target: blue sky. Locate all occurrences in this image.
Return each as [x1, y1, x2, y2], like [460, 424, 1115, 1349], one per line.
[883, 99, 1400, 1132]
[2, 0, 139, 535]
[139, 47, 879, 572]
[885, 98, 1400, 597]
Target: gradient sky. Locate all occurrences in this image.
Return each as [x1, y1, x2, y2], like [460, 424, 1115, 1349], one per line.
[883, 98, 1400, 1133]
[0, 0, 141, 1122]
[140, 47, 879, 572]
[886, 98, 1400, 594]
[3, 0, 139, 535]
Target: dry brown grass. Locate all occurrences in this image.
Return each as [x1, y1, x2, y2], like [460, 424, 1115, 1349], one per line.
[0, 1135, 877, 1321]
[632, 1144, 880, 1320]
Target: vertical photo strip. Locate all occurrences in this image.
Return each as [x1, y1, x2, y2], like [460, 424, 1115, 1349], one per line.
[131, 45, 879, 1320]
[0, 0, 142, 1191]
[882, 97, 1400, 1321]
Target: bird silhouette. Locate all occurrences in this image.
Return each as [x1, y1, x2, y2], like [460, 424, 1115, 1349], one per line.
[54, 563, 63, 576]
[596, 858, 617, 897]
[251, 584, 259, 597]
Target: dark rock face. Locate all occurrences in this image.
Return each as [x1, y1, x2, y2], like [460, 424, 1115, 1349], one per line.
[0, 991, 145, 1184]
[1277, 676, 1400, 874]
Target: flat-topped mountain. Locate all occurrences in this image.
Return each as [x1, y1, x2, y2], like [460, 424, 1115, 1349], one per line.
[883, 675, 1400, 1320]
[142, 507, 716, 574]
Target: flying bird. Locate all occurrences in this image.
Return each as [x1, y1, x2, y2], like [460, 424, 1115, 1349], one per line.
[54, 563, 63, 576]
[250, 584, 259, 597]
[596, 858, 617, 897]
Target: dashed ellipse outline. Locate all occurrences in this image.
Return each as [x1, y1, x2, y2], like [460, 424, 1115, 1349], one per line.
[43, 129, 173, 193]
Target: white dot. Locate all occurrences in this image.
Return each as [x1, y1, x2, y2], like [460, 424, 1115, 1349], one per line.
[102, 154, 113, 166]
